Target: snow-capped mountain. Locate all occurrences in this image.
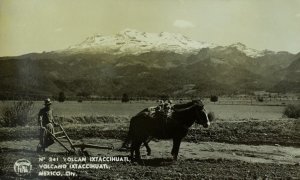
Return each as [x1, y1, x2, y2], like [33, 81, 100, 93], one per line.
[64, 29, 282, 58]
[65, 29, 216, 55]
[0, 29, 298, 97]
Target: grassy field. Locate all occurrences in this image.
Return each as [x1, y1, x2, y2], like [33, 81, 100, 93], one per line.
[0, 100, 289, 120]
[43, 101, 287, 120]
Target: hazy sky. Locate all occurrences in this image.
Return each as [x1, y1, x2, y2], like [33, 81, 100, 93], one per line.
[1, 0, 300, 56]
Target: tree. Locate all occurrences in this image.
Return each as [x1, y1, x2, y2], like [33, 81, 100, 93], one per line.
[257, 96, 264, 102]
[210, 95, 218, 103]
[58, 92, 66, 102]
[121, 93, 129, 103]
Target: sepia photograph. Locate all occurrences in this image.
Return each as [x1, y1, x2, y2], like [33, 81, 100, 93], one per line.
[0, 0, 299, 179]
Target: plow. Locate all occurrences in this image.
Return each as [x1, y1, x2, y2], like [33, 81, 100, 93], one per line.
[36, 124, 114, 156]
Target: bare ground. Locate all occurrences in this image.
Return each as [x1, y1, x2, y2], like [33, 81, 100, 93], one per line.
[0, 138, 299, 179]
[0, 114, 299, 179]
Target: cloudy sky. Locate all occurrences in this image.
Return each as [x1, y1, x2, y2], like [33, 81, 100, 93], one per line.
[0, 0, 300, 56]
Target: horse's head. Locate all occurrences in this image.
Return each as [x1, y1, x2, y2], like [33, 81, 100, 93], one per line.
[192, 100, 211, 128]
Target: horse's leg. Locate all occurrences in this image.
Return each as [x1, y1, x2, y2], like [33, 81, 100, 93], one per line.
[134, 141, 143, 160]
[144, 139, 151, 156]
[171, 138, 182, 161]
[130, 141, 135, 160]
[171, 140, 176, 156]
[171, 145, 175, 156]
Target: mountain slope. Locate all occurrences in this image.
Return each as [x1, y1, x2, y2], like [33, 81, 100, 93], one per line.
[271, 53, 300, 93]
[0, 29, 298, 98]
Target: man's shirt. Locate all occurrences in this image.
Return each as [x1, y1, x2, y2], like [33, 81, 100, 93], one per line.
[38, 107, 54, 126]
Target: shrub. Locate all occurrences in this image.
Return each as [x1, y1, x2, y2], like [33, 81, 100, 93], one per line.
[210, 95, 218, 103]
[58, 91, 66, 102]
[283, 104, 300, 119]
[0, 101, 34, 127]
[121, 93, 129, 103]
[257, 96, 264, 102]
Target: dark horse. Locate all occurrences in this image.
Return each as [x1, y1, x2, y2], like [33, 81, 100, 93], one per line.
[122, 100, 211, 161]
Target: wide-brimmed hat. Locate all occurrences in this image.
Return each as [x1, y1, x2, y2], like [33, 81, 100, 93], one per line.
[44, 98, 52, 105]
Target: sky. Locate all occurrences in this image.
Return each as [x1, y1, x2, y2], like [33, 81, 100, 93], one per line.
[0, 0, 300, 56]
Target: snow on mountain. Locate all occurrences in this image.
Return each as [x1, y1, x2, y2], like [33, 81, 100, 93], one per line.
[64, 29, 278, 58]
[66, 29, 216, 55]
[229, 42, 274, 58]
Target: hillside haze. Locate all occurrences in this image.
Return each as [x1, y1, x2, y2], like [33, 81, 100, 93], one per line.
[0, 29, 298, 98]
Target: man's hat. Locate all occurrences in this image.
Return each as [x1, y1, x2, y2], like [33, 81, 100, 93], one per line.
[44, 98, 52, 105]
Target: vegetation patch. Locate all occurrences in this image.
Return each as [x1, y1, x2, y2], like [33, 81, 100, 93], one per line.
[0, 117, 299, 147]
[0, 101, 34, 127]
[283, 104, 300, 119]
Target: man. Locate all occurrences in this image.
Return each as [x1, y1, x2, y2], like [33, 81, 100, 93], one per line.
[37, 98, 58, 152]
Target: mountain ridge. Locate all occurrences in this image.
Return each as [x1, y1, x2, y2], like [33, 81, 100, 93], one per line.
[0, 29, 299, 98]
[60, 29, 292, 58]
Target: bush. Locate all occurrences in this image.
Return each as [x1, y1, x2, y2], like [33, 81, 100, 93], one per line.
[121, 93, 129, 103]
[283, 104, 300, 119]
[210, 95, 218, 102]
[257, 96, 264, 102]
[0, 101, 34, 127]
[58, 92, 66, 102]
